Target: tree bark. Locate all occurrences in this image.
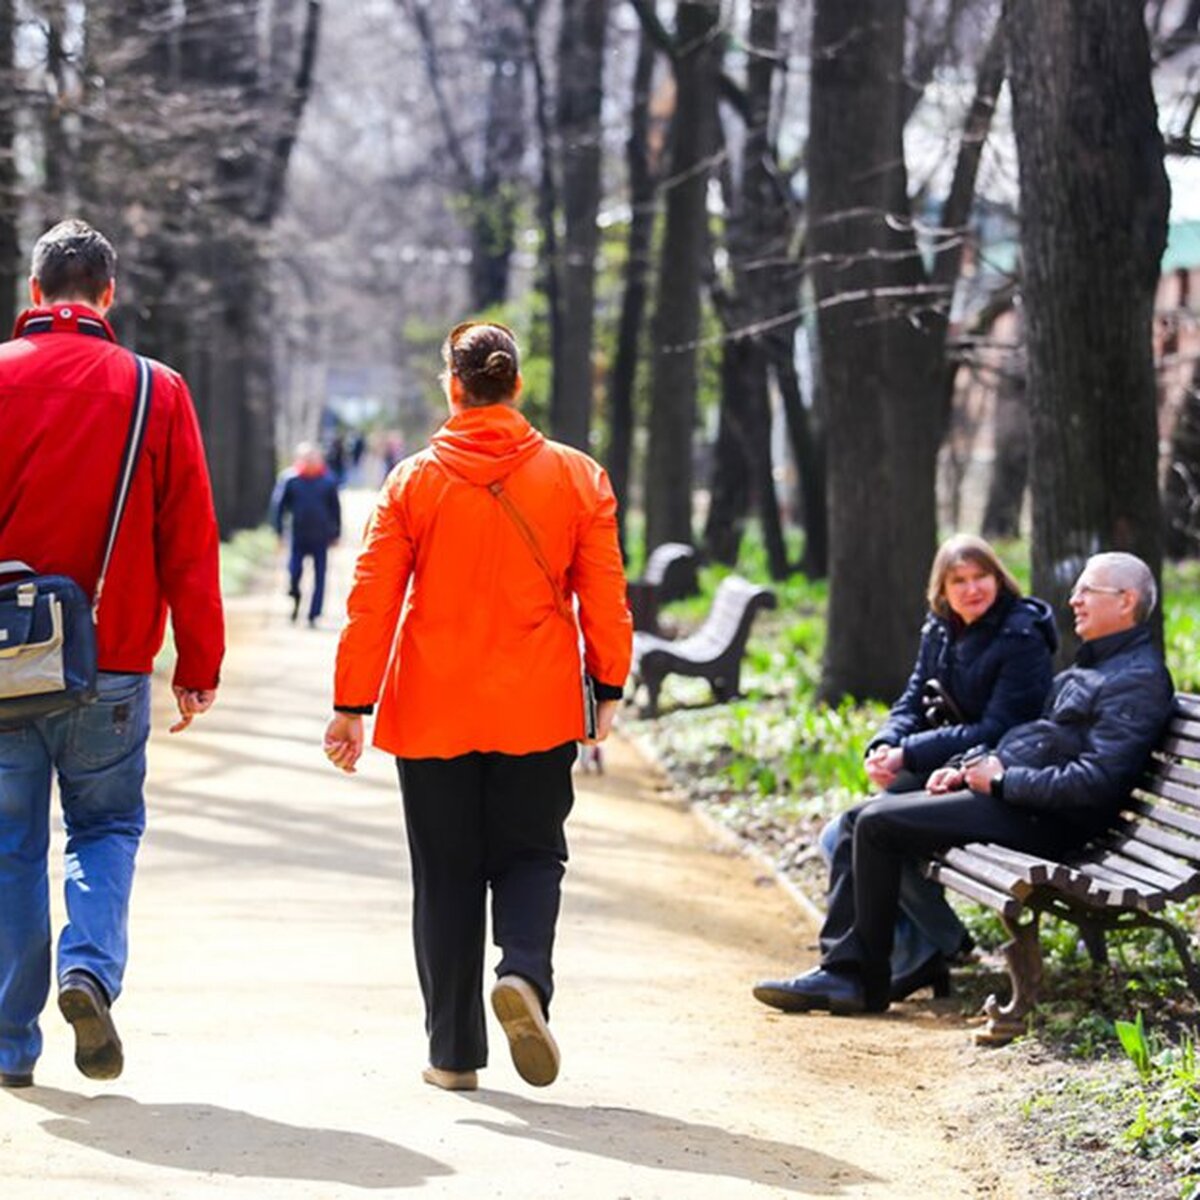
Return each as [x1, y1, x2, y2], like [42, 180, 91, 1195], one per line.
[644, 0, 721, 552]
[605, 26, 659, 552]
[814, 3, 1005, 701]
[552, 0, 608, 450]
[1008, 0, 1170, 650]
[811, 0, 930, 702]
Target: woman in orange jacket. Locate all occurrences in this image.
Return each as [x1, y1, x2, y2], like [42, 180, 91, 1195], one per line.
[324, 321, 632, 1092]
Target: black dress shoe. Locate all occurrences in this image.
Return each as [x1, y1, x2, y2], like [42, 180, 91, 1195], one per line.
[58, 971, 123, 1081]
[753, 968, 886, 1015]
[0, 1072, 33, 1088]
[889, 952, 951, 1002]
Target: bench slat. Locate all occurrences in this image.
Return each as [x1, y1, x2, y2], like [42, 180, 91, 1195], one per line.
[963, 844, 1069, 888]
[1079, 851, 1181, 895]
[1159, 733, 1200, 763]
[1168, 714, 1200, 744]
[1173, 693, 1200, 723]
[935, 848, 1034, 901]
[1125, 819, 1200, 866]
[1142, 770, 1200, 812]
[1106, 831, 1200, 884]
[1130, 796, 1200, 840]
[926, 862, 1024, 919]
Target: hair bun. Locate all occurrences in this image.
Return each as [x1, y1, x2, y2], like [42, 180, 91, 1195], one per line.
[484, 350, 513, 378]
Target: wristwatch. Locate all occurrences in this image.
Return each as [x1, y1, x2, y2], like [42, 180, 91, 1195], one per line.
[990, 768, 1006, 798]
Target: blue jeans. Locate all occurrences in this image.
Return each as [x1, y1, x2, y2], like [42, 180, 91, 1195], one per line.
[0, 672, 150, 1076]
[819, 800, 969, 980]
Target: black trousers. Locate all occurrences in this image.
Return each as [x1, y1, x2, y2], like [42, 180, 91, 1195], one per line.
[396, 742, 577, 1071]
[819, 789, 1098, 1000]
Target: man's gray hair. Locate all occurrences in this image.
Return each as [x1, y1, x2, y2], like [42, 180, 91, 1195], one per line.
[1088, 552, 1157, 622]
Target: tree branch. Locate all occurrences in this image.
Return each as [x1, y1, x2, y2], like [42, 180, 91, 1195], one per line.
[396, 0, 474, 189]
[932, 13, 1006, 291]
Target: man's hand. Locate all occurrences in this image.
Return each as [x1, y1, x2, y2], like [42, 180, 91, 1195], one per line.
[964, 753, 1003, 795]
[927, 765, 965, 794]
[865, 744, 903, 789]
[582, 699, 620, 746]
[170, 686, 217, 734]
[324, 713, 364, 773]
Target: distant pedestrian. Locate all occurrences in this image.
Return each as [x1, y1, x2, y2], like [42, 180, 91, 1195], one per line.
[271, 442, 341, 627]
[324, 320, 631, 1092]
[0, 219, 224, 1087]
[326, 433, 347, 488]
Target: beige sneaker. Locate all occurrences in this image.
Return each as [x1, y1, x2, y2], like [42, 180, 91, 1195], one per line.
[490, 975, 560, 1087]
[421, 1066, 478, 1091]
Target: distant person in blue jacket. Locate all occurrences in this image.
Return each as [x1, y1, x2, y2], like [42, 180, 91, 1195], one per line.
[271, 442, 341, 627]
[814, 535, 1057, 1001]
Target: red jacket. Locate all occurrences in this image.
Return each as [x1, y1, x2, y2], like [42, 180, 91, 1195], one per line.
[0, 305, 224, 689]
[334, 404, 632, 758]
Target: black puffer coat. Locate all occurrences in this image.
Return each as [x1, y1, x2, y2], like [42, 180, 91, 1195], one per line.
[997, 624, 1174, 826]
[870, 591, 1058, 776]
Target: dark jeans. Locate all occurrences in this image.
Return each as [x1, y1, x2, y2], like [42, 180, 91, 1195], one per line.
[288, 538, 328, 620]
[396, 742, 577, 1071]
[820, 789, 1092, 999]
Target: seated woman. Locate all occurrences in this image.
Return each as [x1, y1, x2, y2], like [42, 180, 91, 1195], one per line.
[815, 534, 1057, 1000]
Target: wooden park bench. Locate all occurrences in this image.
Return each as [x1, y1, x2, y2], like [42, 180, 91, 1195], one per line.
[925, 692, 1200, 1046]
[630, 575, 776, 716]
[626, 542, 699, 636]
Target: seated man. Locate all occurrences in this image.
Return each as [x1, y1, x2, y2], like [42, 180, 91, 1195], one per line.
[754, 551, 1175, 1015]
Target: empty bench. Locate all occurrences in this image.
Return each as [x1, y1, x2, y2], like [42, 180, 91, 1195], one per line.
[630, 575, 776, 716]
[627, 542, 699, 636]
[926, 692, 1200, 1045]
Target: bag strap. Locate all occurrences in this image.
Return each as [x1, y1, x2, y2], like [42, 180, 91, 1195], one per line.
[486, 480, 575, 628]
[93, 354, 153, 619]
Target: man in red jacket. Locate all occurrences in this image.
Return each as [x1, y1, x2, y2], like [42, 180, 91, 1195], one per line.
[0, 220, 224, 1087]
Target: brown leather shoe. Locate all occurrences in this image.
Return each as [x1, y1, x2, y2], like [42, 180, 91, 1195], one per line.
[58, 971, 123, 1081]
[491, 975, 560, 1087]
[422, 1066, 478, 1091]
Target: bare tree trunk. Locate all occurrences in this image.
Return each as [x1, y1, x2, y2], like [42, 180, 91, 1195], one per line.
[474, 4, 528, 310]
[811, 0, 928, 702]
[605, 27, 659, 552]
[644, 0, 721, 552]
[981, 348, 1030, 539]
[1008, 0, 1169, 651]
[552, 0, 608, 449]
[814, 3, 1005, 701]
[704, 0, 789, 579]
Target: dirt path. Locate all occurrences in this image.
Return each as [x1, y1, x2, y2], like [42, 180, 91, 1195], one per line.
[0, 493, 1040, 1198]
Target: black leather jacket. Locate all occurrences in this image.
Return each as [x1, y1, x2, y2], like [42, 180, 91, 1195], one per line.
[996, 624, 1174, 824]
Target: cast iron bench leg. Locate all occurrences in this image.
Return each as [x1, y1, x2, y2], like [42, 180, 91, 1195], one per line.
[975, 911, 1043, 1047]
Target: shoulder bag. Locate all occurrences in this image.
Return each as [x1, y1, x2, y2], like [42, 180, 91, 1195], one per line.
[0, 354, 154, 727]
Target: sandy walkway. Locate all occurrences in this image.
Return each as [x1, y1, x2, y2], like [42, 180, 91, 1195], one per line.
[0, 497, 1034, 1198]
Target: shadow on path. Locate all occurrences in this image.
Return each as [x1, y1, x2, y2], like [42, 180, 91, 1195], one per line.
[457, 1090, 876, 1194]
[11, 1087, 452, 1190]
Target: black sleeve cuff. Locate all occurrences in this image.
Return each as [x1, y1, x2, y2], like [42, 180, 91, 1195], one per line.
[334, 704, 374, 716]
[591, 679, 625, 701]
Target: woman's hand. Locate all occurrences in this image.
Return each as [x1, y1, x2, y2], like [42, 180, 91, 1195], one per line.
[582, 699, 621, 745]
[927, 765, 965, 794]
[324, 713, 364, 773]
[963, 754, 1003, 795]
[864, 744, 903, 789]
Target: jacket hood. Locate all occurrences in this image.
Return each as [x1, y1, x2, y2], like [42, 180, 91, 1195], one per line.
[1013, 595, 1060, 655]
[431, 404, 546, 486]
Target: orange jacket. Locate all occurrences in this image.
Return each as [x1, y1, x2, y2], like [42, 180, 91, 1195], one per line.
[334, 404, 632, 759]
